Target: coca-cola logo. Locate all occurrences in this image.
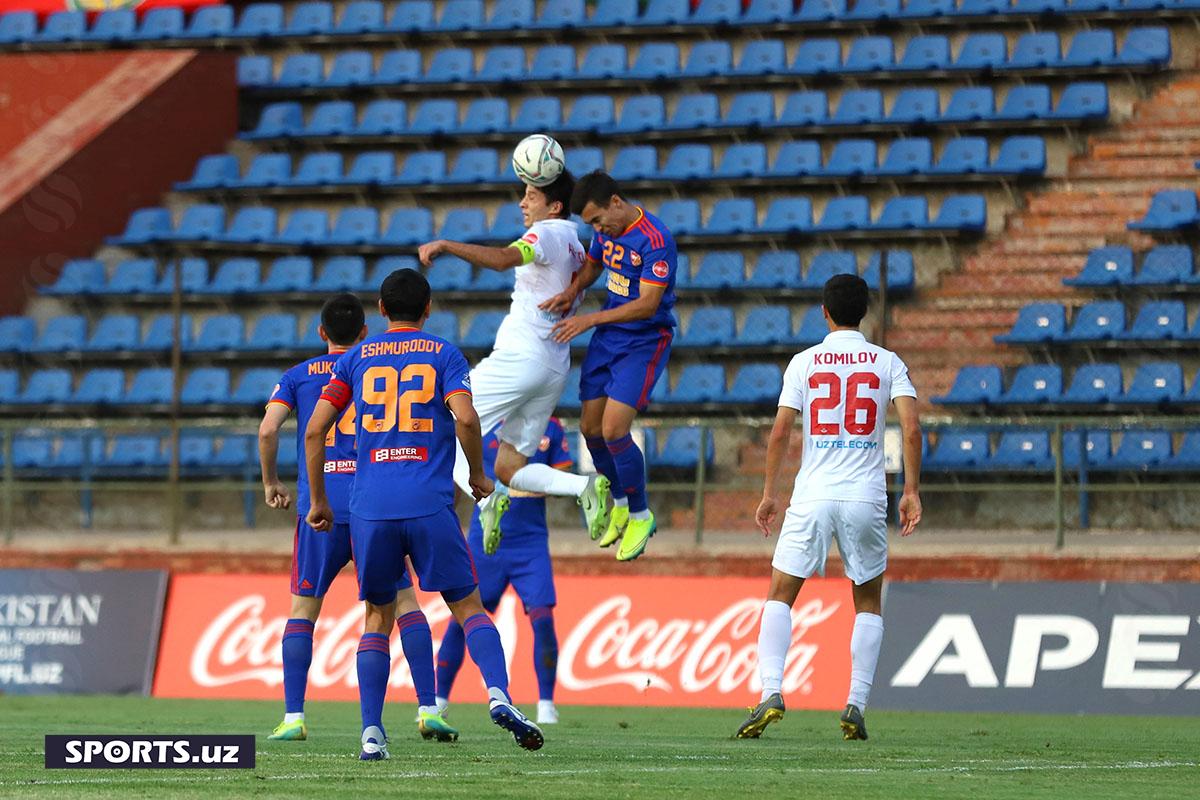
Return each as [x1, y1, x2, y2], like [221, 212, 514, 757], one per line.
[558, 596, 840, 696]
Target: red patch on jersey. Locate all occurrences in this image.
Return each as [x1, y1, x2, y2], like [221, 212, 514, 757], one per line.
[630, 251, 642, 267]
[538, 436, 551, 452]
[651, 260, 669, 279]
[521, 232, 539, 244]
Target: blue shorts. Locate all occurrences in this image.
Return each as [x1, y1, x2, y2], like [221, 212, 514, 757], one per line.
[291, 519, 353, 598]
[579, 324, 673, 411]
[469, 532, 556, 612]
[351, 507, 476, 605]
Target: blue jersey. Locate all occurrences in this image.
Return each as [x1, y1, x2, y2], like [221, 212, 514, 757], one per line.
[469, 419, 572, 543]
[322, 326, 472, 521]
[587, 206, 678, 335]
[269, 353, 356, 523]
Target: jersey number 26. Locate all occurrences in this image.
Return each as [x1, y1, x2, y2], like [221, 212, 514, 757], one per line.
[808, 372, 880, 436]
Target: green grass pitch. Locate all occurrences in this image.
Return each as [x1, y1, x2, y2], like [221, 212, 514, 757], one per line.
[0, 696, 1195, 799]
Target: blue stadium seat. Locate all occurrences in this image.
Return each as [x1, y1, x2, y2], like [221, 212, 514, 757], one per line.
[1122, 301, 1188, 340]
[180, 4, 233, 38]
[536, 0, 585, 28]
[446, 149, 498, 184]
[69, 369, 124, 405]
[434, 0, 482, 30]
[658, 200, 702, 236]
[814, 196, 870, 231]
[307, 101, 357, 136]
[737, 306, 793, 345]
[898, 0, 955, 16]
[636, 0, 691, 24]
[678, 306, 735, 347]
[0, 316, 34, 353]
[888, 88, 940, 124]
[84, 314, 139, 352]
[232, 369, 283, 406]
[277, 209, 330, 246]
[863, 250, 916, 292]
[405, 99, 456, 136]
[18, 369, 73, 405]
[1119, 362, 1184, 404]
[439, 208, 488, 242]
[955, 0, 1007, 14]
[931, 195, 986, 232]
[877, 138, 933, 176]
[387, 0, 434, 32]
[423, 311, 459, 343]
[1062, 300, 1125, 341]
[10, 432, 53, 470]
[222, 207, 277, 243]
[999, 365, 1063, 405]
[791, 39, 841, 76]
[292, 152, 343, 187]
[355, 99, 407, 136]
[394, 151, 447, 185]
[511, 97, 562, 134]
[472, 266, 514, 292]
[245, 314, 298, 351]
[611, 96, 666, 134]
[566, 147, 605, 176]
[987, 136, 1046, 175]
[335, 1, 385, 34]
[483, 0, 532, 29]
[178, 154, 239, 190]
[244, 102, 303, 140]
[102, 435, 167, 473]
[732, 40, 784, 77]
[191, 314, 244, 351]
[1135, 245, 1194, 285]
[1108, 430, 1172, 470]
[488, 204, 525, 241]
[0, 11, 36, 43]
[588, 0, 638, 25]
[152, 260, 207, 295]
[372, 50, 421, 86]
[1062, 364, 1123, 405]
[326, 51, 373, 87]
[933, 365, 1003, 405]
[716, 143, 767, 179]
[1117, 28, 1171, 67]
[170, 204, 224, 241]
[831, 89, 883, 125]
[691, 252, 745, 289]
[237, 55, 273, 87]
[819, 139, 877, 177]
[897, 35, 950, 71]
[31, 316, 85, 354]
[630, 43, 679, 80]
[662, 93, 718, 130]
[262, 257, 313, 293]
[728, 364, 782, 405]
[426, 257, 473, 291]
[1051, 82, 1108, 121]
[995, 302, 1066, 343]
[35, 11, 85, 42]
[704, 198, 757, 235]
[769, 141, 822, 177]
[300, 314, 324, 348]
[772, 91, 828, 127]
[844, 36, 895, 73]
[926, 430, 990, 469]
[955, 33, 1007, 72]
[1064, 246, 1134, 287]
[848, 0, 901, 18]
[131, 6, 184, 40]
[663, 364, 725, 404]
[610, 145, 658, 180]
[462, 311, 506, 349]
[695, 0, 744, 23]
[233, 3, 284, 38]
[796, 0, 846, 21]
[118, 369, 171, 406]
[791, 306, 827, 345]
[875, 196, 929, 230]
[134, 313, 192, 352]
[990, 431, 1053, 470]
[233, 153, 290, 188]
[580, 43, 627, 79]
[342, 151, 395, 186]
[742, 0, 797, 22]
[803, 251, 856, 289]
[941, 87, 995, 122]
[997, 84, 1052, 121]
[747, 252, 801, 289]
[530, 45, 577, 80]
[1171, 431, 1200, 470]
[1128, 190, 1198, 232]
[83, 9, 136, 42]
[367, 256, 419, 290]
[1012, 0, 1065, 12]
[561, 95, 615, 133]
[181, 368, 232, 405]
[210, 433, 253, 470]
[1063, 29, 1115, 67]
[422, 48, 474, 83]
[661, 144, 713, 181]
[1007, 32, 1061, 70]
[277, 53, 323, 88]
[110, 207, 171, 245]
[44, 259, 106, 295]
[653, 428, 715, 469]
[329, 208, 379, 246]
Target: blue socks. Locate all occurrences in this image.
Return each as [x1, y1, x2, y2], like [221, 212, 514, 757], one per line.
[464, 613, 509, 697]
[397, 610, 436, 708]
[586, 436, 627, 502]
[435, 618, 466, 700]
[528, 606, 558, 702]
[606, 434, 648, 513]
[282, 618, 315, 714]
[356, 633, 390, 734]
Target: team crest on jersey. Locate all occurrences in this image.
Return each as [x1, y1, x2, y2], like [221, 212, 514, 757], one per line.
[630, 251, 642, 267]
[651, 260, 669, 279]
[522, 232, 539, 245]
[538, 436, 551, 452]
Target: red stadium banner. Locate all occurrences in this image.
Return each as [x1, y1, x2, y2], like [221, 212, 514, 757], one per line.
[0, 0, 222, 19]
[153, 574, 855, 709]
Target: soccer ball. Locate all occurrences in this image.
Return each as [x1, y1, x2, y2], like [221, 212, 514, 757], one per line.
[512, 134, 565, 187]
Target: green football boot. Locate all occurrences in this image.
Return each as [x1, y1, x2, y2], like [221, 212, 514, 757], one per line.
[579, 475, 612, 541]
[597, 504, 629, 548]
[616, 512, 656, 562]
[268, 719, 307, 741]
[735, 693, 785, 739]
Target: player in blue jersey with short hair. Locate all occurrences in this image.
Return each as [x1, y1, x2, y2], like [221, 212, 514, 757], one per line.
[541, 171, 678, 562]
[259, 293, 455, 744]
[305, 270, 543, 760]
[434, 418, 572, 725]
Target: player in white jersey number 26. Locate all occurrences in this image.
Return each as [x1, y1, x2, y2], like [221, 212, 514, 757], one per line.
[417, 172, 612, 555]
[735, 274, 923, 743]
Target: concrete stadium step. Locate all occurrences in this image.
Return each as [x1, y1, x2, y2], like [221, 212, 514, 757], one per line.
[935, 272, 1074, 297]
[1003, 215, 1135, 236]
[1025, 194, 1153, 216]
[891, 306, 1021, 329]
[1067, 158, 1200, 179]
[961, 253, 1083, 272]
[1090, 140, 1200, 158]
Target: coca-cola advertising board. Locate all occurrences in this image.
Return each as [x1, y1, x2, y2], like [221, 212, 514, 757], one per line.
[154, 575, 855, 708]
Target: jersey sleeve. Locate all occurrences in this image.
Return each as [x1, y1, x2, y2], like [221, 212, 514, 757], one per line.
[441, 346, 473, 404]
[510, 224, 547, 266]
[890, 353, 918, 400]
[638, 239, 677, 289]
[319, 352, 354, 412]
[778, 355, 806, 411]
[267, 371, 296, 410]
[547, 420, 573, 469]
[587, 233, 603, 263]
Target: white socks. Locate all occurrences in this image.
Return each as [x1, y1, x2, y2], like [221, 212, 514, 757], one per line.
[757, 600, 793, 701]
[846, 612, 884, 711]
[284, 712, 304, 724]
[418, 704, 438, 717]
[613, 497, 628, 508]
[508, 463, 589, 497]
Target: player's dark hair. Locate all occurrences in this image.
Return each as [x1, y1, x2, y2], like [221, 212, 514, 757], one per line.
[379, 268, 431, 323]
[320, 293, 366, 345]
[537, 169, 575, 220]
[570, 170, 622, 216]
[822, 274, 870, 327]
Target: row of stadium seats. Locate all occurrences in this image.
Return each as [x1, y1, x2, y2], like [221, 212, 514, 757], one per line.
[925, 428, 1200, 471]
[1065, 244, 1200, 288]
[178, 137, 1046, 194]
[242, 84, 1108, 141]
[1127, 189, 1200, 233]
[238, 29, 1168, 91]
[935, 362, 1200, 406]
[996, 300, 1200, 344]
[39, 250, 915, 299]
[111, 196, 986, 248]
[0, 0, 1183, 47]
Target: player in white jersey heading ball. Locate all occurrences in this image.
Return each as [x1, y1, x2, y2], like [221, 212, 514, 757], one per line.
[417, 172, 611, 553]
[736, 274, 923, 742]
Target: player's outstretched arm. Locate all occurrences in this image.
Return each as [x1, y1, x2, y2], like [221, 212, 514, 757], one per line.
[894, 396, 923, 536]
[541, 256, 603, 315]
[258, 402, 292, 510]
[551, 281, 666, 343]
[418, 239, 523, 272]
[303, 399, 339, 531]
[757, 406, 799, 537]
[447, 393, 494, 502]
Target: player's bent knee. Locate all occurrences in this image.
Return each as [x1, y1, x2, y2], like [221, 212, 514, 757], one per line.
[394, 587, 420, 616]
[362, 599, 396, 634]
[290, 594, 323, 621]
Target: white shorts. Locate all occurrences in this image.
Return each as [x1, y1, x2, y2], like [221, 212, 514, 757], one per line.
[468, 349, 567, 456]
[772, 500, 888, 585]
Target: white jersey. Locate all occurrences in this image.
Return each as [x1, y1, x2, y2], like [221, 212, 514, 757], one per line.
[492, 218, 585, 374]
[778, 330, 916, 506]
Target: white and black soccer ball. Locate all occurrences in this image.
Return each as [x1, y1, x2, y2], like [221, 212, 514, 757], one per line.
[512, 134, 565, 187]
